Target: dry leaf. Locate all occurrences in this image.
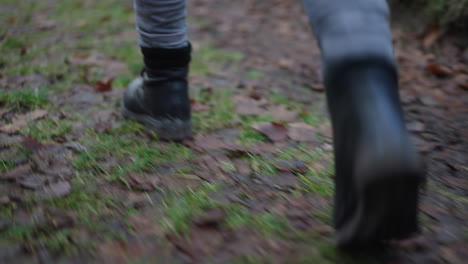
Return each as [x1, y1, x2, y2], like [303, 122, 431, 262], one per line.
[1, 164, 32, 181]
[422, 27, 442, 49]
[192, 136, 228, 152]
[269, 105, 298, 122]
[234, 95, 267, 116]
[127, 173, 160, 191]
[0, 109, 48, 134]
[36, 181, 71, 199]
[95, 79, 113, 92]
[252, 122, 288, 142]
[288, 123, 316, 142]
[425, 63, 452, 78]
[407, 121, 425, 132]
[190, 99, 210, 112]
[310, 84, 325, 92]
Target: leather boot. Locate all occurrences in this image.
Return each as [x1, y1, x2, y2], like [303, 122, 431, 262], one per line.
[122, 44, 192, 141]
[325, 59, 426, 248]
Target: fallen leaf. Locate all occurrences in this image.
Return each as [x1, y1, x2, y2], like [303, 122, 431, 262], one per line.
[278, 58, 294, 70]
[288, 123, 316, 142]
[0, 196, 11, 206]
[256, 172, 297, 189]
[274, 159, 308, 174]
[317, 124, 333, 138]
[127, 173, 160, 191]
[95, 79, 113, 92]
[0, 110, 48, 134]
[310, 84, 325, 92]
[129, 214, 163, 235]
[425, 63, 452, 78]
[454, 74, 468, 90]
[463, 48, 468, 63]
[0, 164, 32, 181]
[407, 121, 425, 132]
[190, 99, 210, 112]
[36, 181, 71, 199]
[192, 209, 226, 227]
[94, 121, 112, 133]
[191, 136, 228, 152]
[422, 26, 442, 49]
[268, 105, 298, 122]
[252, 122, 288, 142]
[419, 96, 438, 106]
[234, 95, 267, 116]
[20, 136, 46, 152]
[20, 175, 45, 190]
[168, 226, 224, 261]
[233, 159, 252, 176]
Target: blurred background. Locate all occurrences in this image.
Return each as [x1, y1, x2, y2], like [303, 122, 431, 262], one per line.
[0, 0, 467, 263]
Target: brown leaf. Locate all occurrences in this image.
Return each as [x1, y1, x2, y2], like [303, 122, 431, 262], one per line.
[20, 136, 46, 152]
[233, 159, 252, 176]
[310, 84, 325, 92]
[192, 209, 226, 228]
[191, 136, 228, 152]
[268, 105, 298, 122]
[0, 164, 32, 181]
[129, 214, 163, 235]
[0, 110, 48, 134]
[36, 181, 71, 199]
[95, 79, 113, 92]
[190, 99, 210, 112]
[20, 175, 45, 190]
[168, 226, 224, 261]
[425, 63, 452, 78]
[127, 173, 160, 191]
[454, 74, 468, 90]
[278, 58, 294, 70]
[288, 123, 316, 142]
[256, 172, 297, 189]
[422, 27, 442, 49]
[252, 122, 288, 142]
[94, 121, 112, 133]
[406, 121, 425, 132]
[234, 95, 267, 116]
[274, 159, 308, 174]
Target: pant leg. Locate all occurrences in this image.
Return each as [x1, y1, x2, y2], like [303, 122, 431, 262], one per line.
[134, 0, 188, 48]
[301, 0, 395, 74]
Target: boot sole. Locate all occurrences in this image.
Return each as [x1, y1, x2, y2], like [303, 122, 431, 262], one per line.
[336, 169, 424, 249]
[121, 100, 192, 141]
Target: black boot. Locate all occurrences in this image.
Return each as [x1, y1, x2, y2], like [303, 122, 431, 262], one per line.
[325, 59, 426, 248]
[122, 44, 192, 141]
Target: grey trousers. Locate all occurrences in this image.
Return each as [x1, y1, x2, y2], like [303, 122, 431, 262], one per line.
[134, 0, 395, 69]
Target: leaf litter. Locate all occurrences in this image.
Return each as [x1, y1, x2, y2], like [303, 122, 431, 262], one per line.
[0, 0, 467, 263]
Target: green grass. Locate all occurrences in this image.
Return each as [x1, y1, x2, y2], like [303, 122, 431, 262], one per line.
[237, 129, 268, 146]
[0, 89, 48, 110]
[246, 70, 264, 80]
[23, 118, 72, 142]
[161, 183, 219, 234]
[73, 126, 195, 183]
[0, 187, 120, 255]
[190, 44, 244, 76]
[0, 159, 15, 173]
[298, 165, 334, 197]
[191, 88, 236, 133]
[427, 179, 468, 206]
[270, 91, 324, 126]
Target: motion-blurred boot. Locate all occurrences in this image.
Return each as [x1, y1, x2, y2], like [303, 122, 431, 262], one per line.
[325, 59, 426, 248]
[122, 44, 192, 141]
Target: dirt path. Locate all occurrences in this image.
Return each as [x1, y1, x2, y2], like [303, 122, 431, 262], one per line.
[1, 0, 467, 263]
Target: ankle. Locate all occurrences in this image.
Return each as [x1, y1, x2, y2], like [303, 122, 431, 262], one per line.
[141, 42, 191, 71]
